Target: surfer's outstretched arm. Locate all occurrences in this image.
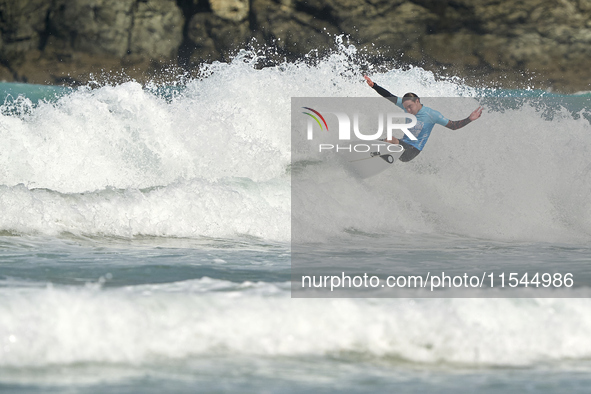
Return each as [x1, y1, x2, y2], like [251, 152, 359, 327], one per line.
[445, 106, 483, 130]
[364, 75, 398, 103]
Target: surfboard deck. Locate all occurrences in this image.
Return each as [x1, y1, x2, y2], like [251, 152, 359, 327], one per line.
[342, 140, 404, 178]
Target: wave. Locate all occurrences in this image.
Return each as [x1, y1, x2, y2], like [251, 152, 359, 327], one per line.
[2, 278, 591, 367]
[0, 178, 290, 241]
[292, 100, 591, 244]
[0, 45, 589, 242]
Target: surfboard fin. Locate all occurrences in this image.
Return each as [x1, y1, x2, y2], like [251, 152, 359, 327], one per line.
[380, 155, 394, 164]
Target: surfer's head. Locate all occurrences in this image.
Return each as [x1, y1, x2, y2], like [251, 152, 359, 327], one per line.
[402, 93, 422, 115]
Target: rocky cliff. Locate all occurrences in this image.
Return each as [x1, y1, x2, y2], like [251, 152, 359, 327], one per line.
[0, 0, 590, 92]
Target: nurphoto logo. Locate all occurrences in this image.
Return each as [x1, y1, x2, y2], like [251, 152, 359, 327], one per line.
[302, 107, 416, 153]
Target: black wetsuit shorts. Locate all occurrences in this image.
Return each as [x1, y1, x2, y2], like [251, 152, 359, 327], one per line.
[397, 140, 421, 162]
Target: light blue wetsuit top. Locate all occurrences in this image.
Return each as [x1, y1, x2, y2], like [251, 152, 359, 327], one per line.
[395, 98, 449, 151]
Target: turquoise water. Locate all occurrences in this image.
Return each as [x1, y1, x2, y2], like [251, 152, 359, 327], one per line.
[0, 82, 71, 103]
[1, 47, 591, 393]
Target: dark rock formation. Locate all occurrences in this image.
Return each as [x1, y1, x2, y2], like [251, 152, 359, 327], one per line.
[0, 0, 589, 92]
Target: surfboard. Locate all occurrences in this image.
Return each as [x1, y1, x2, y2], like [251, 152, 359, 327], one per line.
[342, 140, 404, 178]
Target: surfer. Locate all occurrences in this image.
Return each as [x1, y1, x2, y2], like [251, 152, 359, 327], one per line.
[364, 75, 483, 162]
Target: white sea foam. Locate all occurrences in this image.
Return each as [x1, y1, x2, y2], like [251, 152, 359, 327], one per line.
[0, 45, 589, 242]
[2, 278, 591, 367]
[0, 177, 290, 240]
[293, 99, 591, 244]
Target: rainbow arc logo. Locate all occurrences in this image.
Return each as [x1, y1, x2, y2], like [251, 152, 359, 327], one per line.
[302, 107, 328, 131]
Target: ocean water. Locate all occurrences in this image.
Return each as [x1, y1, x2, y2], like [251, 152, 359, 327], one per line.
[1, 45, 591, 393]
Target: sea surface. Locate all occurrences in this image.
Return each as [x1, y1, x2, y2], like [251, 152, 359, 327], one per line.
[1, 45, 591, 393]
